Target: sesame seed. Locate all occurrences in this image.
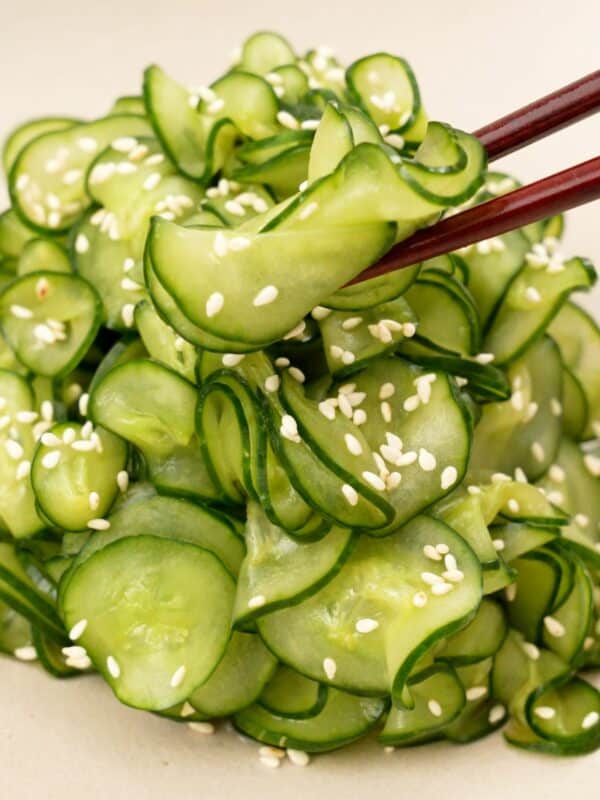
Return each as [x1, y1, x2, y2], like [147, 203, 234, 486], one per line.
[318, 401, 336, 420]
[288, 366, 305, 383]
[442, 569, 464, 583]
[77, 137, 98, 152]
[440, 465, 458, 490]
[88, 491, 100, 511]
[491, 472, 511, 484]
[264, 375, 280, 393]
[412, 591, 428, 608]
[106, 655, 121, 678]
[353, 409, 367, 426]
[525, 286, 541, 303]
[10, 304, 33, 319]
[505, 583, 517, 602]
[179, 702, 196, 718]
[88, 518, 110, 531]
[362, 471, 386, 491]
[397, 451, 418, 466]
[311, 306, 331, 320]
[16, 410, 37, 424]
[355, 618, 379, 634]
[259, 755, 280, 769]
[383, 746, 395, 754]
[531, 441, 545, 462]
[418, 448, 436, 472]
[40, 449, 60, 469]
[188, 721, 215, 734]
[81, 421, 93, 439]
[112, 137, 137, 153]
[546, 490, 564, 506]
[206, 292, 224, 318]
[431, 582, 453, 596]
[488, 705, 505, 725]
[342, 483, 358, 506]
[581, 711, 599, 730]
[379, 382, 395, 400]
[385, 133, 405, 149]
[299, 201, 318, 221]
[534, 706, 556, 720]
[543, 616, 566, 638]
[338, 394, 353, 418]
[224, 200, 245, 217]
[380, 401, 392, 423]
[402, 322, 416, 338]
[423, 544, 442, 561]
[253, 285, 279, 307]
[221, 353, 245, 367]
[63, 645, 88, 659]
[116, 161, 137, 175]
[522, 642, 540, 660]
[117, 470, 129, 492]
[466, 686, 488, 701]
[428, 699, 442, 717]
[248, 595, 266, 609]
[16, 174, 30, 191]
[280, 414, 301, 443]
[287, 749, 310, 767]
[507, 498, 520, 514]
[574, 513, 589, 527]
[228, 236, 251, 252]
[421, 571, 443, 586]
[583, 454, 600, 476]
[143, 172, 161, 191]
[467, 485, 481, 495]
[207, 98, 225, 114]
[15, 460, 31, 480]
[41, 400, 54, 422]
[474, 353, 495, 364]
[403, 395, 420, 412]
[170, 665, 186, 688]
[120, 277, 143, 292]
[492, 538, 505, 552]
[550, 398, 562, 416]
[68, 619, 88, 641]
[121, 304, 135, 328]
[14, 645, 38, 661]
[277, 110, 299, 130]
[323, 657, 337, 680]
[344, 433, 363, 456]
[259, 746, 285, 760]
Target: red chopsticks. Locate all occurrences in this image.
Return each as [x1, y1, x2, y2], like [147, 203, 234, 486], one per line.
[348, 70, 600, 286]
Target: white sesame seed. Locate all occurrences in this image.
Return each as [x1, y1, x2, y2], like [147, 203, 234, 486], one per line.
[106, 655, 120, 678]
[442, 569, 464, 583]
[121, 304, 135, 328]
[253, 285, 279, 307]
[431, 582, 453, 596]
[379, 382, 395, 400]
[311, 306, 331, 321]
[143, 172, 161, 191]
[466, 686, 488, 701]
[582, 711, 599, 730]
[403, 395, 420, 412]
[355, 618, 379, 634]
[283, 320, 307, 340]
[418, 448, 436, 472]
[531, 441, 545, 463]
[63, 428, 76, 444]
[40, 431, 61, 447]
[505, 583, 517, 602]
[474, 353, 495, 364]
[68, 619, 88, 641]
[207, 98, 225, 114]
[40, 449, 60, 469]
[88, 518, 110, 531]
[15, 460, 31, 480]
[206, 292, 224, 317]
[323, 657, 337, 680]
[341, 350, 355, 365]
[112, 137, 137, 153]
[444, 553, 457, 571]
[428, 699, 443, 717]
[342, 483, 358, 506]
[63, 645, 88, 659]
[88, 491, 100, 511]
[421, 571, 443, 586]
[318, 401, 336, 420]
[277, 110, 299, 130]
[546, 490, 564, 506]
[170, 665, 186, 688]
[228, 236, 251, 252]
[522, 642, 540, 660]
[221, 353, 245, 367]
[525, 286, 541, 303]
[288, 366, 305, 383]
[344, 433, 363, 456]
[145, 153, 165, 167]
[40, 400, 54, 422]
[299, 201, 318, 220]
[353, 409, 367, 426]
[188, 721, 215, 734]
[342, 317, 363, 331]
[440, 465, 458, 490]
[116, 470, 129, 493]
[10, 304, 34, 319]
[488, 705, 505, 725]
[280, 414, 301, 443]
[259, 755, 281, 769]
[265, 375, 280, 393]
[224, 200, 245, 217]
[534, 706, 556, 720]
[550, 398, 562, 417]
[248, 595, 266, 609]
[81, 421, 93, 439]
[574, 513, 589, 528]
[423, 544, 442, 561]
[362, 471, 386, 491]
[467, 485, 481, 495]
[412, 591, 428, 608]
[14, 645, 38, 662]
[507, 498, 520, 514]
[338, 394, 353, 418]
[543, 616, 566, 638]
[583, 454, 600, 477]
[492, 538, 505, 552]
[380, 401, 392, 423]
[120, 277, 143, 292]
[77, 137, 98, 152]
[287, 749, 310, 766]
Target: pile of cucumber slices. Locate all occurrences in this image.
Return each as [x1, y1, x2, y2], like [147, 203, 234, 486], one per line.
[1, 31, 599, 758]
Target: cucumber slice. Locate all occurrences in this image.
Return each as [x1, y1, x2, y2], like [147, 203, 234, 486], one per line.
[17, 238, 72, 275]
[3, 117, 79, 175]
[240, 31, 296, 74]
[0, 271, 102, 378]
[0, 210, 37, 260]
[234, 688, 385, 752]
[30, 421, 128, 531]
[61, 536, 235, 709]
[189, 631, 277, 716]
[134, 300, 196, 382]
[259, 664, 328, 719]
[436, 599, 508, 664]
[258, 515, 481, 702]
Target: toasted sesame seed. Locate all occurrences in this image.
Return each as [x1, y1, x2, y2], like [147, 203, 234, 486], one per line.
[342, 483, 358, 506]
[543, 616, 566, 638]
[428, 699, 443, 717]
[581, 711, 599, 730]
[206, 292, 224, 317]
[88, 518, 110, 531]
[488, 704, 505, 725]
[188, 721, 215, 734]
[323, 657, 337, 680]
[253, 285, 279, 307]
[221, 353, 245, 367]
[68, 619, 88, 641]
[355, 618, 379, 634]
[344, 433, 363, 456]
[106, 655, 120, 678]
[170, 665, 186, 688]
[248, 595, 266, 609]
[466, 686, 488, 701]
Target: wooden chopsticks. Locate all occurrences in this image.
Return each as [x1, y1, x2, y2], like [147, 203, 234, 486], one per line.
[348, 70, 600, 286]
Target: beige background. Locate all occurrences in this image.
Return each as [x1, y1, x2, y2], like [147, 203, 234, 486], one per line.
[1, 0, 599, 797]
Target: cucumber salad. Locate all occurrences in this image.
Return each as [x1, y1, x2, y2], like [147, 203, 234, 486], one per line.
[1, 31, 599, 763]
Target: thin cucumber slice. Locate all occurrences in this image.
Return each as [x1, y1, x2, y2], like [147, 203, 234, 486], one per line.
[491, 522, 559, 564]
[233, 501, 355, 626]
[30, 421, 128, 531]
[134, 300, 196, 382]
[258, 515, 481, 702]
[3, 117, 79, 175]
[308, 104, 353, 182]
[239, 31, 296, 74]
[0, 271, 102, 377]
[379, 663, 465, 745]
[549, 302, 600, 440]
[108, 96, 146, 116]
[561, 365, 588, 440]
[323, 264, 420, 311]
[208, 71, 281, 140]
[436, 599, 508, 664]
[0, 210, 37, 260]
[188, 631, 277, 717]
[31, 626, 80, 679]
[17, 238, 72, 275]
[61, 535, 235, 710]
[258, 664, 328, 719]
[10, 115, 152, 233]
[232, 145, 311, 200]
[89, 359, 220, 501]
[237, 131, 313, 166]
[234, 688, 385, 753]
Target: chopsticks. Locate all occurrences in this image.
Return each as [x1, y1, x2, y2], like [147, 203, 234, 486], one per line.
[348, 70, 600, 286]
